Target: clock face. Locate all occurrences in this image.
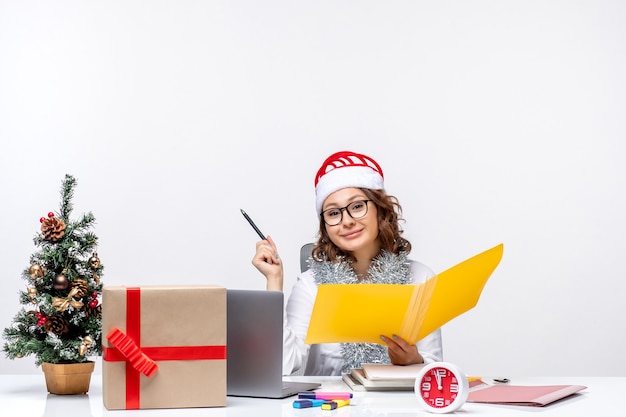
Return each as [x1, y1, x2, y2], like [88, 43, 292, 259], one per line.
[415, 363, 469, 413]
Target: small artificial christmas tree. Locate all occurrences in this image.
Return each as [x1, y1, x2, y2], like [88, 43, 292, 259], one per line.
[3, 174, 104, 366]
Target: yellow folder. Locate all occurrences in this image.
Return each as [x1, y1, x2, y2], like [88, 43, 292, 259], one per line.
[305, 243, 504, 344]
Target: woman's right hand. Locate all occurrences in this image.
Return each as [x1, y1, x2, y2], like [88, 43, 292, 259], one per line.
[251, 235, 284, 291]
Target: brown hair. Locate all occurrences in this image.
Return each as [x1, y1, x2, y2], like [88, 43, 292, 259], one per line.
[311, 188, 412, 263]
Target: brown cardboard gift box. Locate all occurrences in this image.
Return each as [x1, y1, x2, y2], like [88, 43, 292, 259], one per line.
[102, 285, 226, 410]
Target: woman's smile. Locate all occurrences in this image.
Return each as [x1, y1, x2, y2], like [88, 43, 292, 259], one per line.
[341, 228, 363, 239]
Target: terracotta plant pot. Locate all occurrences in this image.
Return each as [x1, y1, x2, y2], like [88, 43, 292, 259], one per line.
[42, 361, 95, 395]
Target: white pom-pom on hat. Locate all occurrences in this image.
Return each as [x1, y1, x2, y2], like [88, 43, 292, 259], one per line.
[314, 151, 385, 214]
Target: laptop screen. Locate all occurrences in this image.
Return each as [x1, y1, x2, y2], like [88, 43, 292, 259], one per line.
[226, 289, 285, 397]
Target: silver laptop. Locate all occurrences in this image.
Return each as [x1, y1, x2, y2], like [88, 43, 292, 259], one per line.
[226, 289, 321, 398]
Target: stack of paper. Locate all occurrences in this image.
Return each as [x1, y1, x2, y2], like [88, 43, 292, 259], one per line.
[361, 363, 425, 380]
[341, 364, 425, 391]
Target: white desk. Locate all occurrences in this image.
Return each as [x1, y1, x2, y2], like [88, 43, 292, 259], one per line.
[0, 375, 622, 417]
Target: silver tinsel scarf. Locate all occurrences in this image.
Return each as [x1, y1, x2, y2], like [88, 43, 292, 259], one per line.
[310, 251, 411, 374]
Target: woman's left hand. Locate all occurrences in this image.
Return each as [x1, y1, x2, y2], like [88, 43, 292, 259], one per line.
[380, 334, 424, 365]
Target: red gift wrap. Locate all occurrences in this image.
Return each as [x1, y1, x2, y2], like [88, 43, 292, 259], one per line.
[102, 285, 226, 409]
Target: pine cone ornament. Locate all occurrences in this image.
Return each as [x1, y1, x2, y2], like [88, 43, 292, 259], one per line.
[83, 304, 102, 319]
[43, 315, 70, 336]
[26, 310, 39, 323]
[71, 279, 89, 298]
[41, 217, 66, 242]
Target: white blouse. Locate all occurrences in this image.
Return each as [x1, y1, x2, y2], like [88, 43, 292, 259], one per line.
[282, 259, 444, 376]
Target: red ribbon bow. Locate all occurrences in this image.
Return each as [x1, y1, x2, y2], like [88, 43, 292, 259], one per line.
[106, 328, 158, 377]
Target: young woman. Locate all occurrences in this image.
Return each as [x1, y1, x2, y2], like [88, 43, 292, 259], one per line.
[252, 150, 443, 376]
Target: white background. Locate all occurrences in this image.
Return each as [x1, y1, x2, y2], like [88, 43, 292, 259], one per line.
[1, 1, 624, 377]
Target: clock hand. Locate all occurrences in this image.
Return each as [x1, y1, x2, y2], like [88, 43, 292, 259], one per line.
[435, 370, 443, 390]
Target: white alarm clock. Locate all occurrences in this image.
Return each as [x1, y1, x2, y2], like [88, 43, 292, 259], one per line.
[414, 362, 470, 413]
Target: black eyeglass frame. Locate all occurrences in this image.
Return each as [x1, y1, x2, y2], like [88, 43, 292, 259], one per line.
[320, 199, 372, 226]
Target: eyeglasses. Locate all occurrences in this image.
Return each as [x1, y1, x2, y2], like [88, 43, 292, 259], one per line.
[321, 200, 372, 226]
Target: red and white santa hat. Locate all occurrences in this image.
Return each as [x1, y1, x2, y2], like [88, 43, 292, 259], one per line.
[314, 151, 385, 213]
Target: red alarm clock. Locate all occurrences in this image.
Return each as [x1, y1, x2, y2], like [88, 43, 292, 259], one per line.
[414, 362, 470, 413]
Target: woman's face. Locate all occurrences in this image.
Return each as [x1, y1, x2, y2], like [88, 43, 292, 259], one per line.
[322, 187, 380, 257]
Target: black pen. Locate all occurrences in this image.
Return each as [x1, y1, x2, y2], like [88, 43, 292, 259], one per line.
[240, 209, 266, 240]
